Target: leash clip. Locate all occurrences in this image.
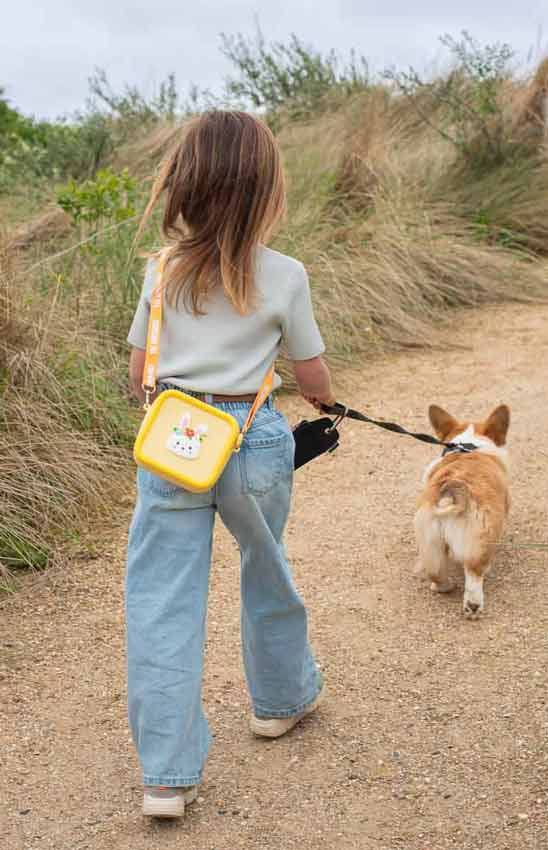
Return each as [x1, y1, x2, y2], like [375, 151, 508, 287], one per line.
[142, 384, 154, 412]
[326, 405, 348, 433]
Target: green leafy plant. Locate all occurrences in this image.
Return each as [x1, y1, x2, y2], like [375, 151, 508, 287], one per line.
[53, 167, 140, 324]
[57, 167, 137, 230]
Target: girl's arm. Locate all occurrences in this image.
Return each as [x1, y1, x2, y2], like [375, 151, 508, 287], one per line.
[129, 347, 146, 405]
[292, 355, 335, 410]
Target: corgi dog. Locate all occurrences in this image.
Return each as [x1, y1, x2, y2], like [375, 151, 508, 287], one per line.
[414, 405, 510, 619]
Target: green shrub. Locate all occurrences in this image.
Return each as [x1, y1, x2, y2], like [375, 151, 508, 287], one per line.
[384, 31, 515, 168]
[0, 114, 115, 190]
[0, 70, 179, 192]
[88, 67, 179, 126]
[0, 87, 30, 140]
[220, 30, 369, 125]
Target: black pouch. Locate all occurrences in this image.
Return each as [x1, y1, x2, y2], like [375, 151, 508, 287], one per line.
[292, 416, 340, 470]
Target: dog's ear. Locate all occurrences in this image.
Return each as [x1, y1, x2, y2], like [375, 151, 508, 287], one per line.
[482, 405, 510, 446]
[428, 405, 457, 440]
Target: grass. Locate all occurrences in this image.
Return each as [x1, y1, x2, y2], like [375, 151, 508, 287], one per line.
[0, 232, 130, 588]
[273, 79, 548, 369]
[2, 48, 548, 584]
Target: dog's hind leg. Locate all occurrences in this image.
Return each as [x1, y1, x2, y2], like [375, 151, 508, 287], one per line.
[414, 510, 455, 593]
[463, 559, 489, 619]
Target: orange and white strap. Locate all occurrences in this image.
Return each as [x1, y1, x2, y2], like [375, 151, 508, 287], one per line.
[236, 366, 275, 449]
[141, 251, 170, 403]
[140, 250, 275, 434]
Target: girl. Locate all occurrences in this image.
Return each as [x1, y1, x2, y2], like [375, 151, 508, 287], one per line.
[126, 110, 335, 819]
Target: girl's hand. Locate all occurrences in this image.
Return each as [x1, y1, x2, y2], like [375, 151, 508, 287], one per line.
[303, 393, 336, 412]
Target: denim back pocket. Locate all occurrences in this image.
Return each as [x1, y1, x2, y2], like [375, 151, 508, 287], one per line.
[240, 412, 294, 496]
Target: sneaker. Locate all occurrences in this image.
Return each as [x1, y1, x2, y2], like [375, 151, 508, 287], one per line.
[250, 686, 325, 738]
[142, 785, 198, 818]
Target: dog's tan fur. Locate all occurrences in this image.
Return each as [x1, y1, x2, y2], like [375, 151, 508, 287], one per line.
[414, 405, 510, 618]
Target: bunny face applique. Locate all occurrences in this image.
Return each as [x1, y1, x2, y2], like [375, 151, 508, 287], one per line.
[167, 413, 208, 460]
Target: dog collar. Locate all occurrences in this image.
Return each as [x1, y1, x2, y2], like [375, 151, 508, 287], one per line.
[442, 443, 477, 457]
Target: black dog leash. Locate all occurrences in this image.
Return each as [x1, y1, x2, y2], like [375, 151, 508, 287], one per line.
[321, 403, 477, 455]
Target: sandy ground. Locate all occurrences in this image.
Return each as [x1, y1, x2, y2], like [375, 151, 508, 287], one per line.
[1, 302, 547, 850]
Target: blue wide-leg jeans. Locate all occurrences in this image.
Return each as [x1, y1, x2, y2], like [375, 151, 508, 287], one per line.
[125, 398, 321, 787]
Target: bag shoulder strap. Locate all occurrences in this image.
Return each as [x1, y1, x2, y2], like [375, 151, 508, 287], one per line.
[236, 367, 275, 449]
[141, 250, 275, 424]
[142, 250, 170, 404]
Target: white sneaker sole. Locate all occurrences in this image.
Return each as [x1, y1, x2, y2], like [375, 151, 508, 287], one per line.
[250, 688, 325, 738]
[142, 785, 198, 818]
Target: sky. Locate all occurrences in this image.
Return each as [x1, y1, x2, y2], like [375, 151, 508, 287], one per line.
[2, 0, 547, 120]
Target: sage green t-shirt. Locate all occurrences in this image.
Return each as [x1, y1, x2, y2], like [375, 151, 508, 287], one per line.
[127, 245, 325, 394]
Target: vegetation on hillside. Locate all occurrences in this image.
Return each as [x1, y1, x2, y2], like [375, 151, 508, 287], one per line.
[1, 31, 547, 585]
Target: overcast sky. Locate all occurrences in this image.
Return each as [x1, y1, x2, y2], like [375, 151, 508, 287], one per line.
[2, 1, 547, 120]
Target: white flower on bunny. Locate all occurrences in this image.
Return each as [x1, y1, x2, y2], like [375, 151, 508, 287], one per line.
[166, 413, 208, 460]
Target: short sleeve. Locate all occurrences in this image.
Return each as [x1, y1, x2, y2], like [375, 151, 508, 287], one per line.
[282, 264, 325, 360]
[126, 260, 156, 349]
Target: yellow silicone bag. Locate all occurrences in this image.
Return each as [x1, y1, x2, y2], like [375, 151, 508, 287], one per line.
[134, 390, 241, 493]
[133, 251, 273, 493]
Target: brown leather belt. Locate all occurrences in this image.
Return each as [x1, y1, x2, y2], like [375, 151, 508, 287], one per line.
[161, 383, 261, 404]
[182, 391, 259, 403]
[207, 393, 258, 403]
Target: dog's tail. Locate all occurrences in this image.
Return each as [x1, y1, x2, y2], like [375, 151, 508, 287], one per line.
[434, 482, 469, 517]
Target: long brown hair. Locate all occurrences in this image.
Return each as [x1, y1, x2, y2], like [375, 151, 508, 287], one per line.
[136, 110, 286, 315]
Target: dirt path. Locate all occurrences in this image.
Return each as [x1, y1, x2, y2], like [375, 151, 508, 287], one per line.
[1, 303, 548, 850]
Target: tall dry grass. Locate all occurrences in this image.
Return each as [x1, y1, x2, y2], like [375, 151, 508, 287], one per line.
[274, 70, 548, 368]
[16, 75, 548, 385]
[0, 234, 129, 588]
